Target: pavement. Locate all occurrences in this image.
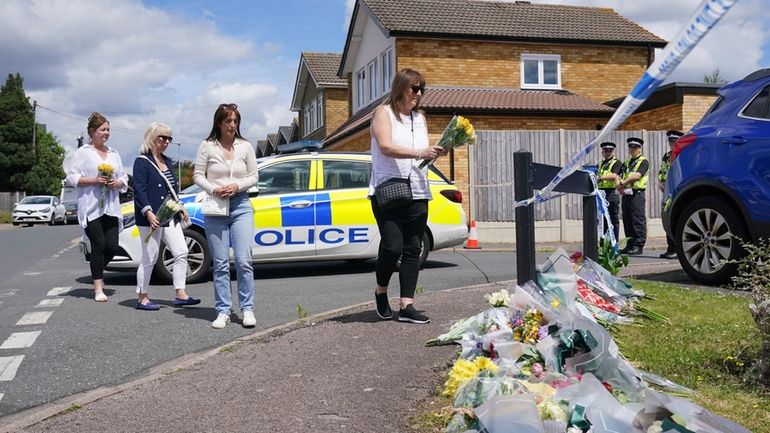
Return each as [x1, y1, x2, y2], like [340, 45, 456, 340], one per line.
[0, 238, 685, 433]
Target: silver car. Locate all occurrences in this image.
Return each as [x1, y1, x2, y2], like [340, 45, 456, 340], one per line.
[12, 195, 66, 226]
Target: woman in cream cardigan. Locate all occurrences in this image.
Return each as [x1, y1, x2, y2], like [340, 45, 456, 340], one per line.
[193, 104, 258, 329]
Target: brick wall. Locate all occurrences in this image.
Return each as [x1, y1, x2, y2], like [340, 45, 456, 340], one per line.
[682, 94, 717, 131]
[324, 88, 350, 137]
[396, 39, 649, 104]
[619, 104, 683, 131]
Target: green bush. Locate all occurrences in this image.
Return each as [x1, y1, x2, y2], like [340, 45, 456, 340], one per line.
[0, 211, 11, 224]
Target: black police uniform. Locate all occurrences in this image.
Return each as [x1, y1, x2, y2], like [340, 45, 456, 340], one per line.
[620, 138, 649, 255]
[597, 142, 622, 241]
[659, 130, 684, 259]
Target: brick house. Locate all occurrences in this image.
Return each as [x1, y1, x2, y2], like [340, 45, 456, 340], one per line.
[318, 0, 667, 218]
[290, 52, 350, 144]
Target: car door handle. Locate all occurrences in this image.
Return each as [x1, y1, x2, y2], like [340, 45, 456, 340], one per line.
[288, 200, 312, 208]
[721, 137, 748, 145]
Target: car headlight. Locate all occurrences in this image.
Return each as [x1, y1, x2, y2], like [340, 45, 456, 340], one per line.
[123, 213, 136, 228]
[42, 206, 51, 212]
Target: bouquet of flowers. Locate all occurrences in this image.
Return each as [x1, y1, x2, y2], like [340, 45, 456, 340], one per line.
[96, 163, 114, 210]
[418, 115, 477, 169]
[144, 196, 185, 243]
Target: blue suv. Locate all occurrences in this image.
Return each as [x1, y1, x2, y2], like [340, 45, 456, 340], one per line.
[663, 68, 770, 285]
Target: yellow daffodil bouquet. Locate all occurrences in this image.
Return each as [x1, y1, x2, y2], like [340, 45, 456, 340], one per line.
[144, 196, 185, 243]
[96, 163, 115, 209]
[418, 115, 477, 169]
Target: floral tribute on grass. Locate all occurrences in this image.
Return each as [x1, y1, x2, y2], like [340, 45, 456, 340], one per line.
[428, 249, 749, 433]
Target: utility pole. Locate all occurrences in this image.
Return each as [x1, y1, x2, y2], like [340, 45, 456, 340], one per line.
[31, 100, 37, 158]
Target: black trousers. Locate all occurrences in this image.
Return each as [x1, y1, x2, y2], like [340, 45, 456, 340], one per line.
[84, 215, 120, 280]
[621, 190, 646, 249]
[371, 197, 428, 299]
[602, 189, 620, 242]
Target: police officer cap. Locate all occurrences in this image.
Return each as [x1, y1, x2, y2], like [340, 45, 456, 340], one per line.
[626, 137, 644, 147]
[600, 142, 616, 149]
[666, 130, 684, 141]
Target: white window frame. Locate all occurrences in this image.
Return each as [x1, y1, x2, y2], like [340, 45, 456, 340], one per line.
[520, 54, 562, 90]
[316, 94, 324, 130]
[303, 108, 311, 136]
[356, 68, 366, 109]
[381, 48, 393, 93]
[367, 60, 377, 102]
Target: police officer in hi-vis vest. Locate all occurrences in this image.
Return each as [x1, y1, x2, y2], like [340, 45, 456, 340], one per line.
[597, 142, 622, 242]
[617, 137, 649, 255]
[657, 130, 684, 259]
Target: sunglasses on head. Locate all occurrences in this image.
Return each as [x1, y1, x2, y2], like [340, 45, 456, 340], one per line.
[158, 135, 173, 142]
[219, 103, 238, 109]
[410, 85, 426, 94]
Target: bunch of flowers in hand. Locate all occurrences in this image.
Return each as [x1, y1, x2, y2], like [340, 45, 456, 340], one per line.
[418, 115, 477, 169]
[144, 196, 185, 243]
[96, 163, 114, 210]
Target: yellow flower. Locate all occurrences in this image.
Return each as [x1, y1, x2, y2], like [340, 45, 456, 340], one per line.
[442, 356, 498, 398]
[97, 163, 114, 176]
[474, 356, 499, 374]
[456, 116, 470, 129]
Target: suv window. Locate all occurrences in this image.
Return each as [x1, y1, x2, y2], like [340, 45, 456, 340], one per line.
[742, 86, 770, 119]
[322, 160, 371, 190]
[258, 161, 311, 194]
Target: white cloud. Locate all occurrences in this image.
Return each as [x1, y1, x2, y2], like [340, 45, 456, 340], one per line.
[539, 0, 770, 83]
[0, 0, 296, 165]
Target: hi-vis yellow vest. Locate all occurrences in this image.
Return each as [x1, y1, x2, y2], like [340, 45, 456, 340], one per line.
[623, 156, 648, 190]
[598, 158, 619, 189]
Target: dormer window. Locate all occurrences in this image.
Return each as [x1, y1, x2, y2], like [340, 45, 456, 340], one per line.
[521, 54, 561, 90]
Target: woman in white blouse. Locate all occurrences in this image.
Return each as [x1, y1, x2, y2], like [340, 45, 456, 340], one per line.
[193, 103, 258, 329]
[65, 112, 128, 302]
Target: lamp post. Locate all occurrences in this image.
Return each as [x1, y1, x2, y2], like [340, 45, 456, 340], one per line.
[174, 142, 181, 193]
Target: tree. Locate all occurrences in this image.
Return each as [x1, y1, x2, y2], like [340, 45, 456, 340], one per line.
[24, 127, 65, 196]
[704, 67, 727, 84]
[0, 73, 35, 191]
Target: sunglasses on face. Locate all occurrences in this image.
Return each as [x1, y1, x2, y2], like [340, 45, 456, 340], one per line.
[410, 85, 426, 95]
[602, 148, 613, 152]
[158, 135, 173, 142]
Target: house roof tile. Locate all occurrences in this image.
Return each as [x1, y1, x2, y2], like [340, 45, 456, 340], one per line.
[323, 87, 613, 147]
[362, 0, 666, 46]
[302, 52, 347, 87]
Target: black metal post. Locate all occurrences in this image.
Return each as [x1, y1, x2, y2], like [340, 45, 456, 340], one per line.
[514, 151, 536, 284]
[583, 195, 598, 261]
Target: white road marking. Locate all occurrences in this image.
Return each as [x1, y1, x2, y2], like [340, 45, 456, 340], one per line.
[37, 299, 63, 307]
[0, 290, 18, 298]
[0, 356, 24, 381]
[0, 392, 4, 402]
[16, 311, 53, 326]
[0, 331, 41, 349]
[46, 286, 71, 296]
[23, 272, 41, 276]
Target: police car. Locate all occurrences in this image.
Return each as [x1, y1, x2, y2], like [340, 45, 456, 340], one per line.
[82, 152, 468, 283]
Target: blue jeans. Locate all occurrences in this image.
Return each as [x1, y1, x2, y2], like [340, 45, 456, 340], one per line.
[204, 193, 255, 315]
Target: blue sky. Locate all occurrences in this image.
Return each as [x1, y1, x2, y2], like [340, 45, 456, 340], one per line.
[0, 0, 767, 165]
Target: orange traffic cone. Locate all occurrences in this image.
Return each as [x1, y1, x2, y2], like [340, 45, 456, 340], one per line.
[464, 219, 481, 249]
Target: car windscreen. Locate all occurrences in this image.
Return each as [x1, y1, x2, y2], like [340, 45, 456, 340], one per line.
[20, 197, 51, 205]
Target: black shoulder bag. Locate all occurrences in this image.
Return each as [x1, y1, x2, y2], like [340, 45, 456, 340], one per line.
[374, 112, 414, 211]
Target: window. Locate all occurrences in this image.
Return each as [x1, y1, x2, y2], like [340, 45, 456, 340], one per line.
[308, 102, 316, 133]
[322, 160, 372, 190]
[381, 48, 393, 93]
[520, 54, 561, 89]
[257, 161, 312, 195]
[368, 60, 377, 101]
[356, 68, 366, 108]
[316, 95, 324, 130]
[742, 86, 770, 120]
[303, 108, 311, 136]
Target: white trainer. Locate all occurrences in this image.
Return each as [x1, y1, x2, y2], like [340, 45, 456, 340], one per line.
[211, 313, 230, 329]
[242, 310, 256, 327]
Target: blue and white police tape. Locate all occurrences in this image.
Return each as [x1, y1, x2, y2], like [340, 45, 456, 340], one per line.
[515, 0, 738, 209]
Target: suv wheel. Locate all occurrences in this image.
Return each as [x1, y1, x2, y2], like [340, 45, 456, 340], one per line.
[153, 229, 210, 284]
[675, 197, 747, 285]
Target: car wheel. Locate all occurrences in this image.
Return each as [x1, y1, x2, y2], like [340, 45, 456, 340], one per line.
[153, 229, 210, 285]
[675, 197, 747, 285]
[48, 215, 54, 226]
[12, 222, 18, 226]
[26, 223, 33, 227]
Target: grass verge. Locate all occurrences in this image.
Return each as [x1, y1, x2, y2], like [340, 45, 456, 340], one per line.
[411, 280, 770, 433]
[0, 211, 11, 224]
